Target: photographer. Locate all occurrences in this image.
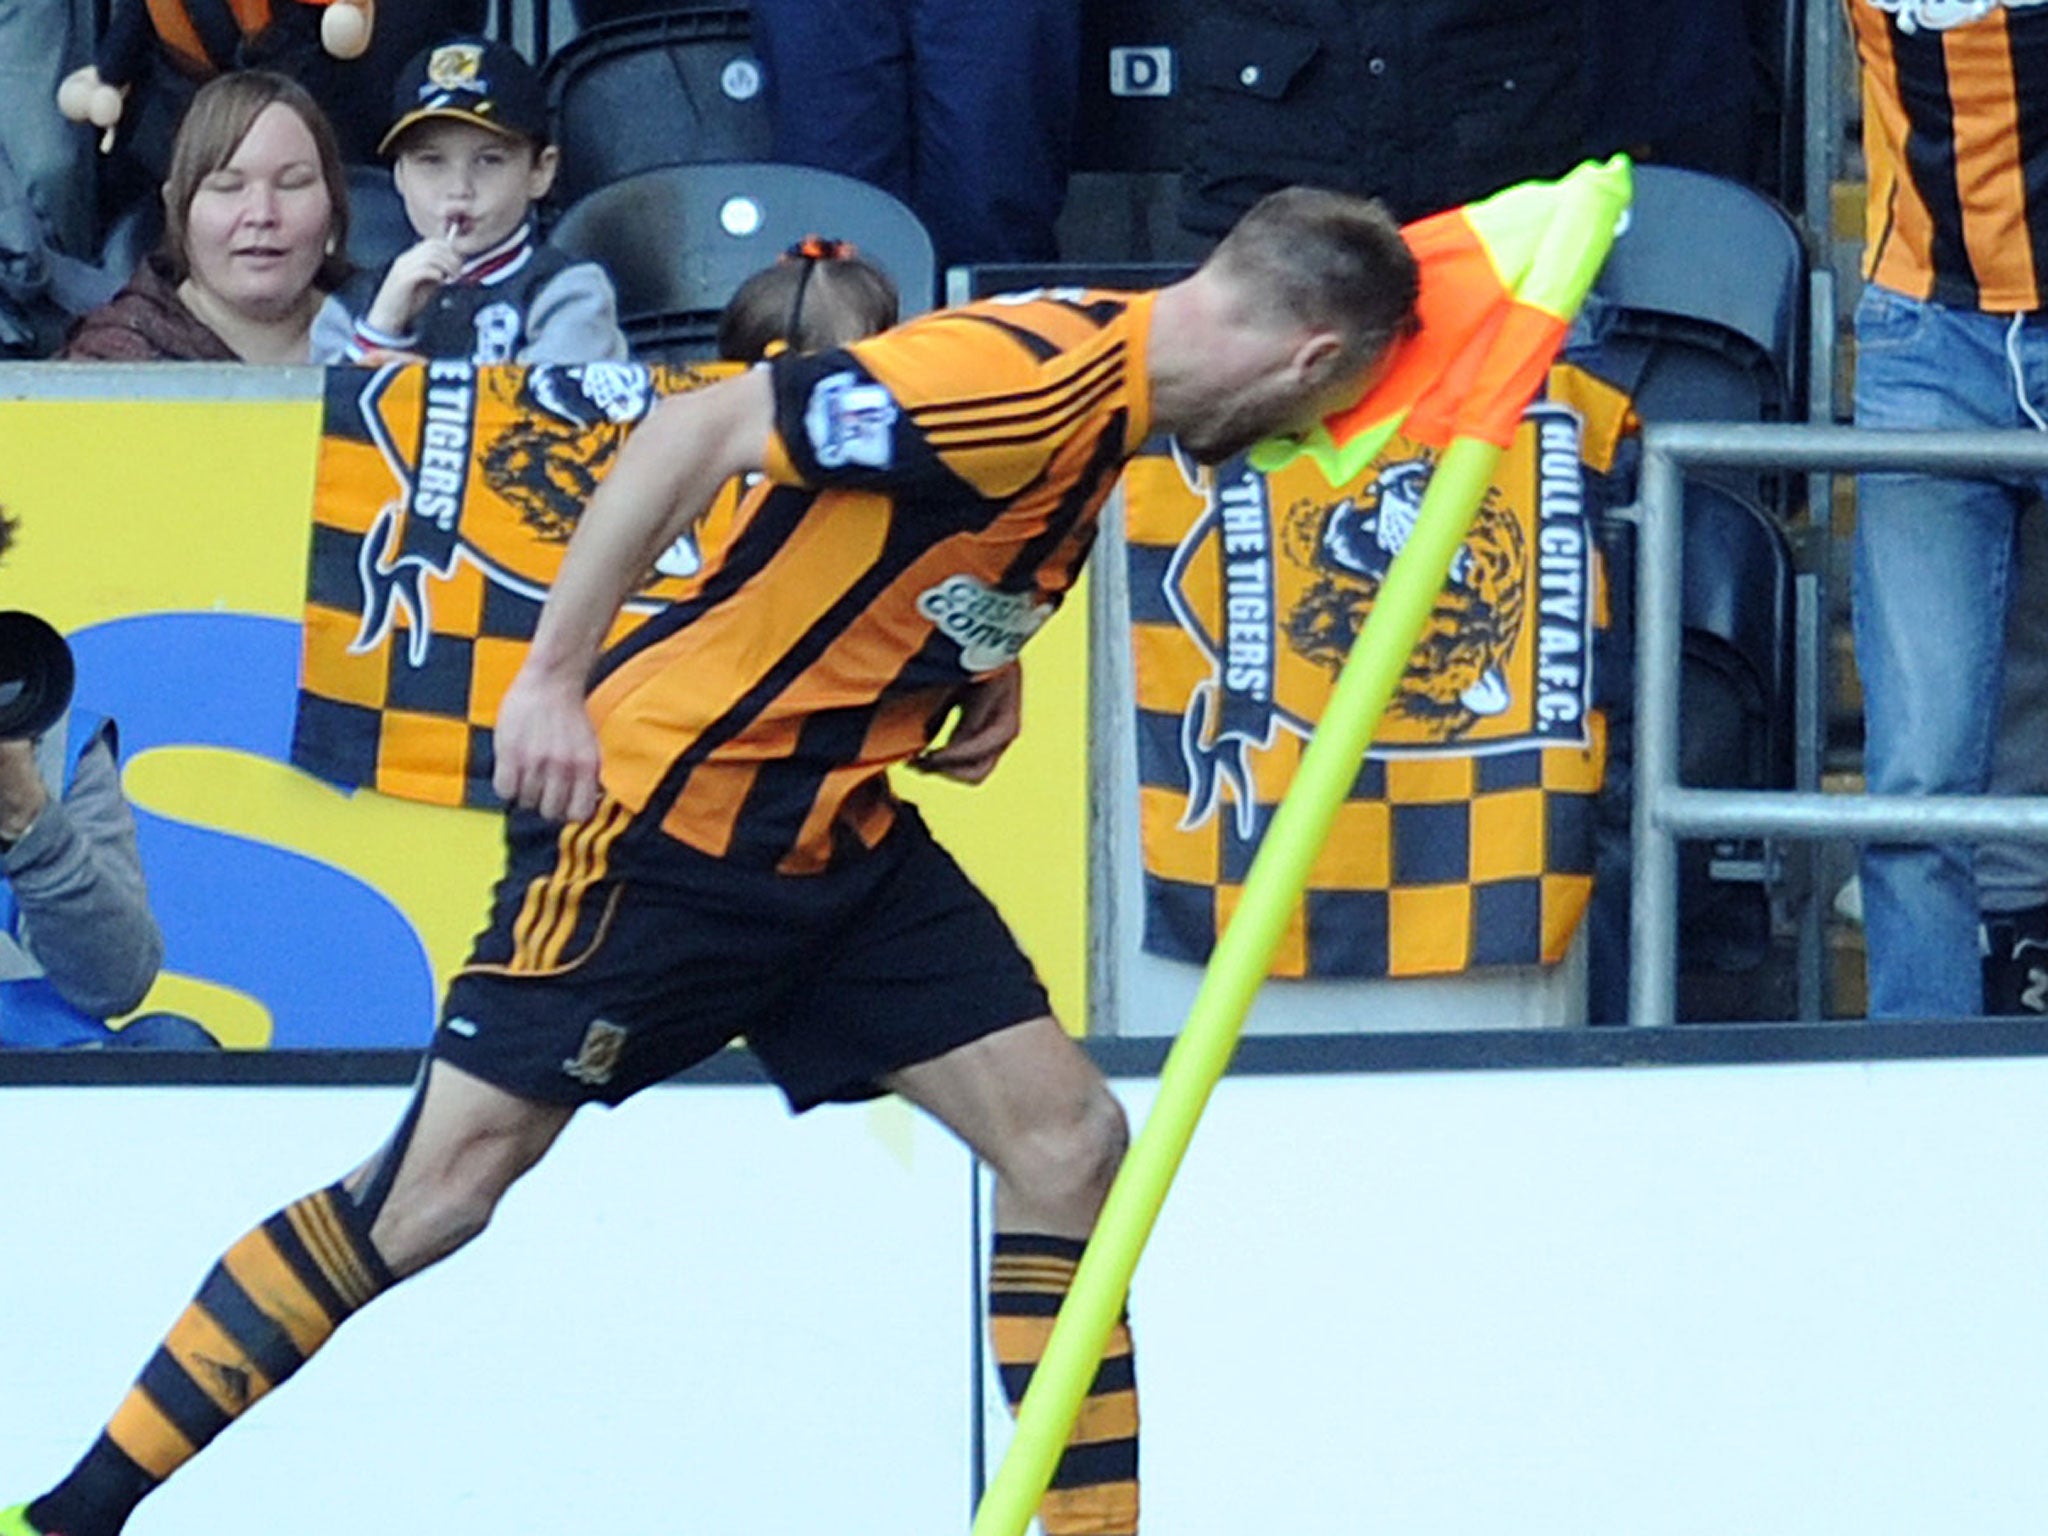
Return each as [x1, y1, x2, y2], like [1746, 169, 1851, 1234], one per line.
[0, 510, 171, 1048]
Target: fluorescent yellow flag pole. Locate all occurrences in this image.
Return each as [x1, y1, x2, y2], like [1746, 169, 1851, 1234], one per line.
[971, 438, 1505, 1536]
[973, 157, 1630, 1536]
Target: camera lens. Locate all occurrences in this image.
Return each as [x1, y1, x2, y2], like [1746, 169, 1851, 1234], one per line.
[0, 611, 75, 739]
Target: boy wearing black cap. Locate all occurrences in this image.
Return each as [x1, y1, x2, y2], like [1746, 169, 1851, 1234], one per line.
[311, 37, 627, 366]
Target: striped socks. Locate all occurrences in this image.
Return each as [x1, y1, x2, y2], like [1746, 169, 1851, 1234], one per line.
[988, 1233, 1139, 1536]
[29, 1182, 392, 1536]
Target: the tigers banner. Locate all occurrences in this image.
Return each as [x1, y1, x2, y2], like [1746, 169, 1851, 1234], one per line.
[1127, 363, 1633, 979]
[294, 360, 744, 806]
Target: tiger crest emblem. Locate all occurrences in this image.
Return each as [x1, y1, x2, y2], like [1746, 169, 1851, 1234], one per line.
[1280, 457, 1526, 741]
[478, 363, 656, 544]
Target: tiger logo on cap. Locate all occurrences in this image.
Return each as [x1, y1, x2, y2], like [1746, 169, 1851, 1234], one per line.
[425, 42, 487, 93]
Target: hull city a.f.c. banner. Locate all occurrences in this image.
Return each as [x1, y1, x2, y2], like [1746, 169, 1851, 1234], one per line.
[294, 360, 744, 807]
[1125, 363, 1633, 979]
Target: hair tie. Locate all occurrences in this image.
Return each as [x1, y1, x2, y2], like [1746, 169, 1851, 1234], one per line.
[781, 235, 853, 344]
[783, 235, 855, 263]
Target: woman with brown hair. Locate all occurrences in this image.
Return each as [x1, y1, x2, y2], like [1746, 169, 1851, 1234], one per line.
[61, 69, 350, 362]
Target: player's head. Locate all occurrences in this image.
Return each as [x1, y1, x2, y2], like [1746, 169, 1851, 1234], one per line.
[1162, 186, 1419, 464]
[381, 38, 556, 257]
[717, 237, 900, 362]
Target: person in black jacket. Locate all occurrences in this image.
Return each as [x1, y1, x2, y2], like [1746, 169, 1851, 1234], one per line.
[1179, 0, 1587, 237]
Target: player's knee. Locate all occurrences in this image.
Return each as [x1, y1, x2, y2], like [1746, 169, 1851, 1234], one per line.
[1007, 1086, 1129, 1219]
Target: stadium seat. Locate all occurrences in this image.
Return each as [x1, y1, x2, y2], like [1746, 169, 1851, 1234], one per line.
[547, 161, 938, 360]
[1587, 164, 1805, 407]
[1576, 162, 1808, 511]
[1566, 165, 1812, 1015]
[541, 6, 772, 212]
[562, 0, 693, 31]
[946, 260, 1189, 305]
[345, 164, 415, 274]
[611, 311, 724, 367]
[1679, 481, 1797, 973]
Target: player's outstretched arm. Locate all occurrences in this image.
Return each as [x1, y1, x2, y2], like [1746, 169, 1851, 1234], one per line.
[494, 368, 774, 821]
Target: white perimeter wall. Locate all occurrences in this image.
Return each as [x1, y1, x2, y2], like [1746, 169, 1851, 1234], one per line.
[8, 1054, 2048, 1535]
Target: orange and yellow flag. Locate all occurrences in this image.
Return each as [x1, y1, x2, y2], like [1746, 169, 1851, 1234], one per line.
[1252, 154, 1635, 482]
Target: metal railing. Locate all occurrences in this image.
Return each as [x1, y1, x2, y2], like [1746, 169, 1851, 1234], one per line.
[1631, 423, 2048, 1024]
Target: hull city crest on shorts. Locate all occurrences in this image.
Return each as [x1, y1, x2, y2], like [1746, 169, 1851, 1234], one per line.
[562, 1018, 630, 1086]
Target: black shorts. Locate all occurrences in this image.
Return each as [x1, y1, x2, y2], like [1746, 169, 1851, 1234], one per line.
[434, 802, 1050, 1111]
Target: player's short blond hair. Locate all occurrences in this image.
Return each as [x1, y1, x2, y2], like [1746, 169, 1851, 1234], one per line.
[1207, 186, 1420, 371]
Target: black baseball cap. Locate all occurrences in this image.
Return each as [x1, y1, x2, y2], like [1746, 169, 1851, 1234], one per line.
[380, 37, 547, 155]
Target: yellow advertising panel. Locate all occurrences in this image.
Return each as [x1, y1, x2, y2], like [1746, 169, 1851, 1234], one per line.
[0, 373, 1085, 1047]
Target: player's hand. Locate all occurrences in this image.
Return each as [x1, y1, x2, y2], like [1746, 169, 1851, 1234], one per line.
[910, 663, 1021, 785]
[363, 232, 463, 336]
[491, 665, 603, 823]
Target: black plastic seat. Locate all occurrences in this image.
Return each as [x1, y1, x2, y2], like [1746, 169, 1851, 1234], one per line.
[548, 160, 939, 330]
[1679, 482, 1797, 973]
[616, 309, 723, 366]
[1567, 166, 1811, 1007]
[541, 7, 773, 212]
[945, 260, 1190, 306]
[344, 164, 416, 274]
[1682, 482, 1795, 789]
[1590, 165, 1805, 402]
[1577, 162, 1808, 512]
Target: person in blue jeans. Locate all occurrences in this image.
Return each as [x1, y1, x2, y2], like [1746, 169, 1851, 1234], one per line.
[1847, 0, 2048, 1019]
[748, 0, 1078, 274]
[1978, 513, 2048, 1016]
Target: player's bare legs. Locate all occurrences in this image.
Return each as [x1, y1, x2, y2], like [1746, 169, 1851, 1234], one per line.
[345, 1060, 575, 1277]
[888, 1016, 1139, 1534]
[888, 1013, 1127, 1233]
[12, 1062, 573, 1536]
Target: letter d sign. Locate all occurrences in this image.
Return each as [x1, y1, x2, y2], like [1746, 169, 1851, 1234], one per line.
[1109, 46, 1173, 98]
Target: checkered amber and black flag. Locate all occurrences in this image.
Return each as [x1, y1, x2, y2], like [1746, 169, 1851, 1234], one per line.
[294, 359, 743, 806]
[1125, 364, 1633, 979]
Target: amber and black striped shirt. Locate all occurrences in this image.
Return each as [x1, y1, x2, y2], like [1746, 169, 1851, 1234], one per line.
[585, 289, 1156, 873]
[1851, 0, 2048, 312]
